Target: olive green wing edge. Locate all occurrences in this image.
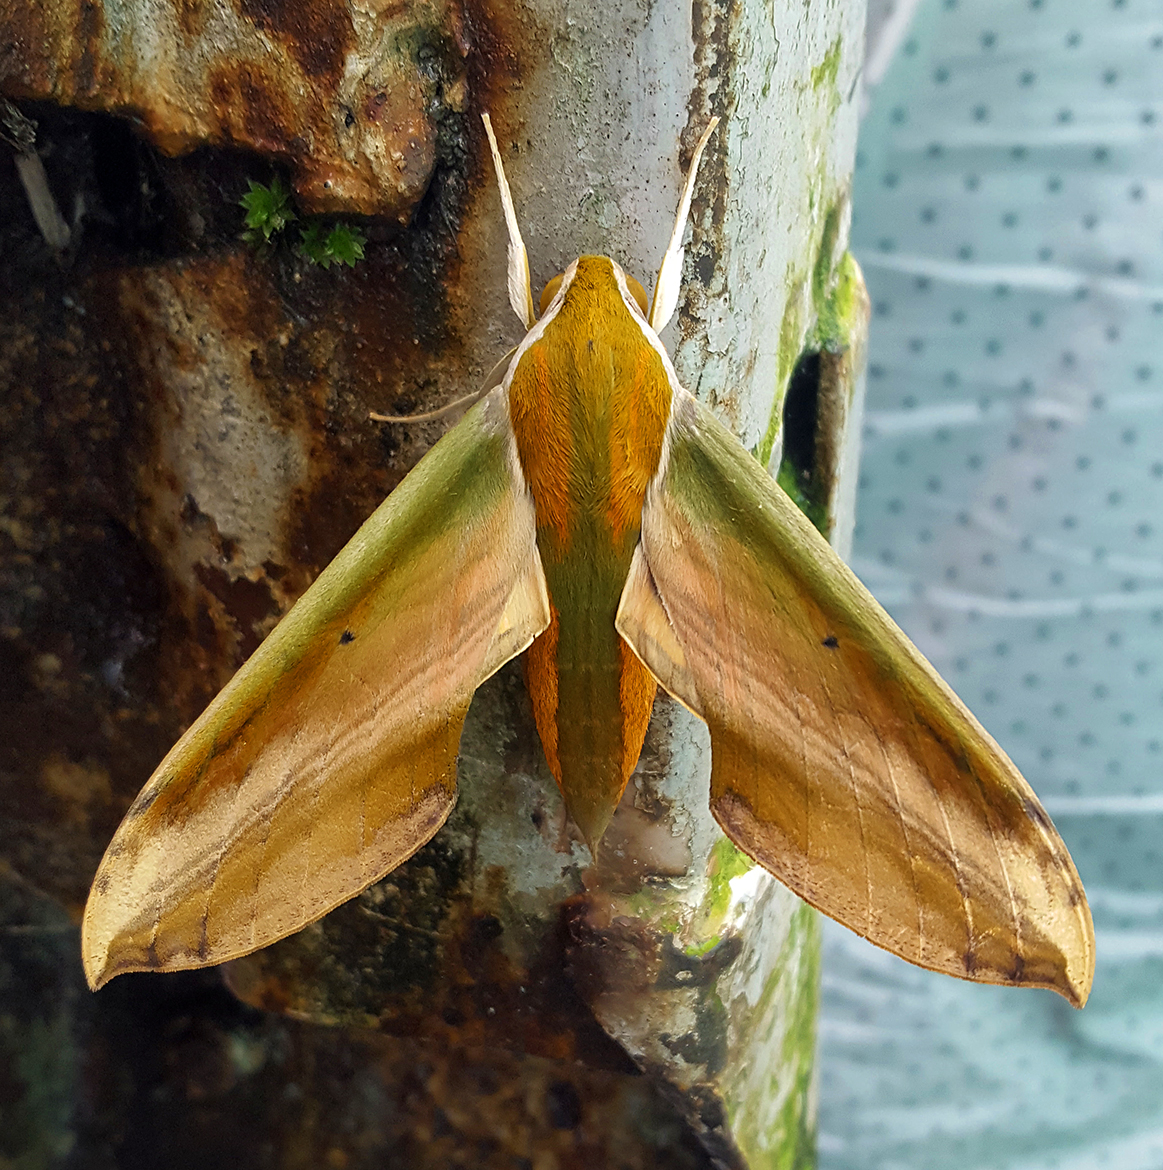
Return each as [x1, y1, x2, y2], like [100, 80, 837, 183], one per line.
[620, 388, 1095, 1007]
[82, 389, 549, 988]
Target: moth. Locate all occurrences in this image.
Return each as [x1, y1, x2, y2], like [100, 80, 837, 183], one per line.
[83, 116, 1095, 1007]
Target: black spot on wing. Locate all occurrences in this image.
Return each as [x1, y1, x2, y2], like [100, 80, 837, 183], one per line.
[339, 630, 355, 645]
[822, 635, 839, 649]
[1022, 797, 1054, 832]
[126, 785, 161, 820]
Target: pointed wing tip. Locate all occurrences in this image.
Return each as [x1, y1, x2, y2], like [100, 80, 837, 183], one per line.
[1033, 923, 1093, 1007]
[85, 964, 112, 992]
[1043, 870, 1096, 1008]
[710, 791, 1099, 1006]
[82, 919, 222, 990]
[82, 942, 188, 991]
[81, 905, 126, 991]
[1060, 922, 1096, 1010]
[1043, 950, 1092, 1008]
[81, 896, 109, 990]
[81, 885, 163, 991]
[1003, 915, 1093, 1006]
[81, 934, 116, 991]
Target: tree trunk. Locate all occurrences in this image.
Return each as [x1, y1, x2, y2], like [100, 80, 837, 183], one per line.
[0, 1, 867, 1165]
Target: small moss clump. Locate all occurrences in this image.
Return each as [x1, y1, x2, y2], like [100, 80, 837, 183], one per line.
[240, 177, 296, 246]
[239, 179, 366, 269]
[298, 222, 367, 269]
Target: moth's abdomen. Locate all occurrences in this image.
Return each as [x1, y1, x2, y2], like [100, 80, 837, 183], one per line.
[522, 580, 657, 846]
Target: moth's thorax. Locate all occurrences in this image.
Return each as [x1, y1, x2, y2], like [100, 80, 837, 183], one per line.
[507, 255, 672, 549]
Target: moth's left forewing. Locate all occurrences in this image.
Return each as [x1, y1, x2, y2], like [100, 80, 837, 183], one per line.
[83, 389, 548, 989]
[622, 388, 1094, 1007]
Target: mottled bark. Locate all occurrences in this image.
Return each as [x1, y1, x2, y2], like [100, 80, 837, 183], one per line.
[0, 1, 867, 1165]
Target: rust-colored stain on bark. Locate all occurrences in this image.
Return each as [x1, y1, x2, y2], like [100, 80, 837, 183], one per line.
[0, 0, 462, 216]
[237, 0, 351, 80]
[0, 3, 742, 1163]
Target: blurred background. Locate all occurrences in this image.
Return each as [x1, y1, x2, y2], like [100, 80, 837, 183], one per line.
[820, 1, 1163, 1166]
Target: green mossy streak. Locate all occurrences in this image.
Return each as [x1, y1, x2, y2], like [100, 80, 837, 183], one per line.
[810, 36, 841, 93]
[682, 836, 757, 957]
[728, 903, 821, 1170]
[810, 248, 861, 354]
[705, 836, 756, 920]
[810, 35, 843, 122]
[810, 204, 844, 335]
[776, 459, 828, 537]
[684, 934, 723, 958]
[755, 290, 803, 470]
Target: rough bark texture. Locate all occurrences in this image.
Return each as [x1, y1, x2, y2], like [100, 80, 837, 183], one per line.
[0, 1, 866, 1165]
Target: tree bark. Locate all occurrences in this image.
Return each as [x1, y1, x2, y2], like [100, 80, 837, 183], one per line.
[0, 1, 867, 1164]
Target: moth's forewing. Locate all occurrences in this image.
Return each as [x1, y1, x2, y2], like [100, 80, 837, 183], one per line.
[623, 388, 1094, 1007]
[82, 390, 548, 989]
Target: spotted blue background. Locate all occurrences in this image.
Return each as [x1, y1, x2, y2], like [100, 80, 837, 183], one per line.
[818, 2, 1163, 1166]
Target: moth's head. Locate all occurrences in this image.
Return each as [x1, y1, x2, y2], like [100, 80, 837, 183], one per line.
[536, 259, 650, 319]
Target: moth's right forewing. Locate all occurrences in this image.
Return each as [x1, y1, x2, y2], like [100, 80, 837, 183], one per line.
[83, 389, 546, 989]
[634, 389, 1094, 1007]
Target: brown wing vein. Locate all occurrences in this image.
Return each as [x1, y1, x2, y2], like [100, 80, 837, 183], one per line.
[242, 716, 304, 953]
[867, 716, 924, 959]
[814, 659, 874, 935]
[246, 790, 277, 952]
[962, 737, 1025, 972]
[786, 630, 812, 887]
[298, 713, 331, 931]
[202, 740, 257, 961]
[909, 707, 975, 965]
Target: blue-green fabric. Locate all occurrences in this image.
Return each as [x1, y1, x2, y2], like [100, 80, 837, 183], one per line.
[819, 3, 1163, 1167]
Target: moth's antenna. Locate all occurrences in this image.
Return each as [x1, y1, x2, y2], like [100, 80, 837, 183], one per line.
[648, 118, 719, 334]
[369, 348, 518, 423]
[369, 390, 483, 424]
[482, 113, 536, 329]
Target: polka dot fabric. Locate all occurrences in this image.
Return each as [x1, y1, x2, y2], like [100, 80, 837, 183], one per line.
[818, 3, 1163, 1167]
